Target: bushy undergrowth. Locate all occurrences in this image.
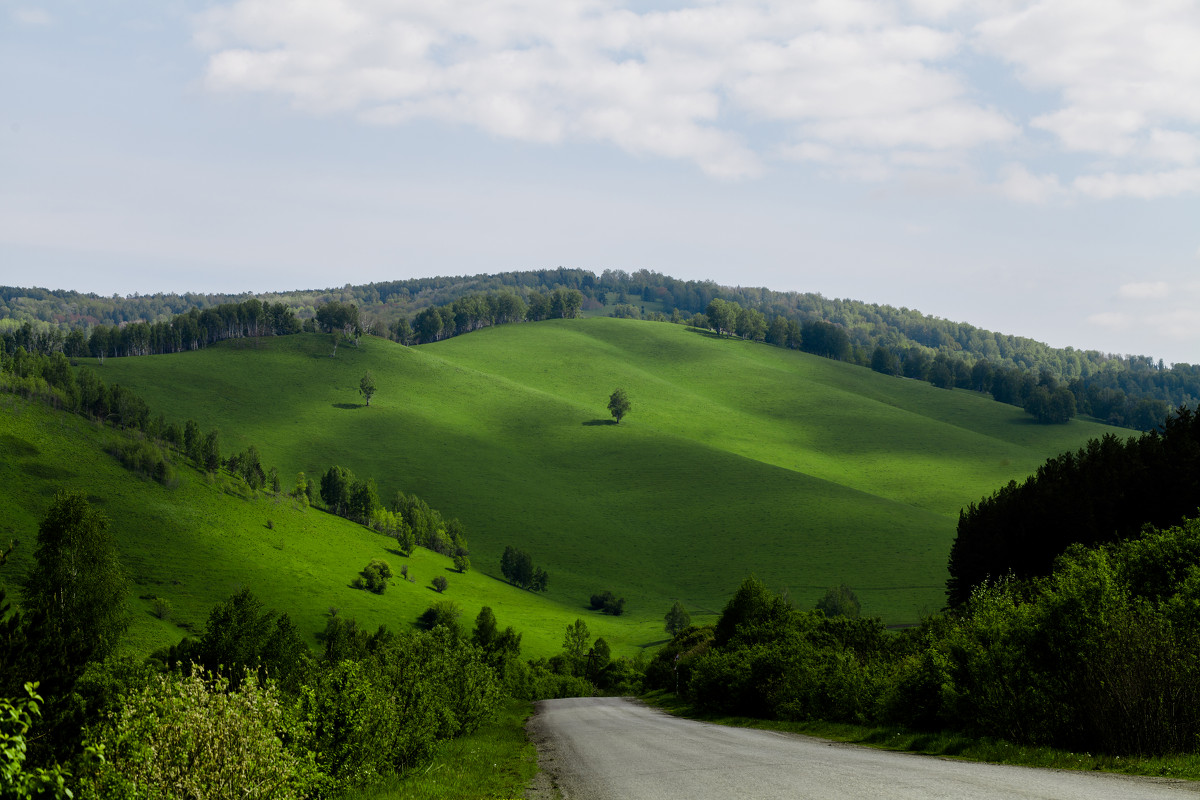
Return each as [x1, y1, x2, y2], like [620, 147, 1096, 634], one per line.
[650, 518, 1200, 758]
[79, 669, 321, 800]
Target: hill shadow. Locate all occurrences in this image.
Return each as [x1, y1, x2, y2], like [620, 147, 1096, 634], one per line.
[582, 419, 618, 426]
[332, 403, 360, 410]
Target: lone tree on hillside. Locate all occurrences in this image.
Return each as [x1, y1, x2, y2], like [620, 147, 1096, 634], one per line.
[359, 371, 377, 407]
[608, 388, 631, 424]
[664, 600, 691, 636]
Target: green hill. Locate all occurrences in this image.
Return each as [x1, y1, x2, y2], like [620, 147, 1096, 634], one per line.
[89, 318, 1126, 634]
[0, 396, 643, 660]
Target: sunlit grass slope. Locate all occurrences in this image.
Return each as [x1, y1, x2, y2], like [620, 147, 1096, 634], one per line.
[0, 396, 640, 660]
[96, 319, 1126, 628]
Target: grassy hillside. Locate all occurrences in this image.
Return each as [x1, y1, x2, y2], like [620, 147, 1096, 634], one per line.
[90, 318, 1126, 633]
[0, 396, 645, 659]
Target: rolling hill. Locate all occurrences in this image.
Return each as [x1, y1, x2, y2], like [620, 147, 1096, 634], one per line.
[88, 317, 1126, 633]
[0, 394, 652, 660]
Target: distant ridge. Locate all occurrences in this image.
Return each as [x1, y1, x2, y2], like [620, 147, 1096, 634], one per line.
[3, 268, 1195, 428]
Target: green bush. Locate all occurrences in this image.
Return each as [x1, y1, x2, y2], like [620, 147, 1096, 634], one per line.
[356, 559, 392, 594]
[416, 601, 462, 634]
[1, 684, 73, 800]
[79, 669, 322, 800]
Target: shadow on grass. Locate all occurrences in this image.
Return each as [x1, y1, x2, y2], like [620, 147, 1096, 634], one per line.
[582, 419, 618, 426]
[332, 403, 361, 410]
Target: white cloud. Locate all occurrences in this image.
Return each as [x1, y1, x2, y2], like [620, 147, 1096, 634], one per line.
[12, 7, 52, 25]
[996, 163, 1063, 204]
[1088, 311, 1131, 330]
[1073, 169, 1200, 200]
[1118, 281, 1169, 300]
[975, 0, 1200, 198]
[1151, 307, 1200, 340]
[195, 0, 1200, 198]
[196, 0, 1017, 180]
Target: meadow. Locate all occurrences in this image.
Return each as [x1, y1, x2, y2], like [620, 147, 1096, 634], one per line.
[87, 317, 1124, 641]
[0, 395, 643, 659]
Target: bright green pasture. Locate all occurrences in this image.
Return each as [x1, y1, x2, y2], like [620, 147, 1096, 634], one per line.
[0, 396, 642, 660]
[94, 319, 1124, 628]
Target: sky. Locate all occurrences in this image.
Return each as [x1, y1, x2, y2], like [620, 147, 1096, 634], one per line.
[3, 1, 1200, 364]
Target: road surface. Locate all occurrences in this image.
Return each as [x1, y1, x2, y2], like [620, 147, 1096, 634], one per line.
[525, 697, 1199, 800]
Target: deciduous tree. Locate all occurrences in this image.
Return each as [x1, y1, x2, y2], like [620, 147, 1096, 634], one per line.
[664, 601, 691, 637]
[607, 388, 630, 424]
[359, 371, 377, 407]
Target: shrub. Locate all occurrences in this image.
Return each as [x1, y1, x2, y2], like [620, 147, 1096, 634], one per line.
[416, 601, 461, 634]
[431, 575, 448, 593]
[151, 597, 172, 620]
[589, 590, 626, 615]
[815, 584, 861, 618]
[78, 669, 322, 800]
[356, 559, 393, 594]
[1, 684, 73, 800]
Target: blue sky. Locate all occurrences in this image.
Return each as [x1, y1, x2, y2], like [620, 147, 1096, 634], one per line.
[3, 0, 1200, 363]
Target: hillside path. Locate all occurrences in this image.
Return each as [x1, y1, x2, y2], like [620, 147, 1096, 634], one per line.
[524, 697, 1200, 800]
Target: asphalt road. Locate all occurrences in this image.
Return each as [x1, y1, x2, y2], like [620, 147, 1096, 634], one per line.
[525, 697, 1200, 800]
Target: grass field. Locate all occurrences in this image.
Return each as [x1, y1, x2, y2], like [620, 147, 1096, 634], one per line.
[84, 317, 1124, 641]
[0, 396, 646, 659]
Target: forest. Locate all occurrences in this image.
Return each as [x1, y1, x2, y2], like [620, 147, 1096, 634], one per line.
[1, 269, 1193, 429]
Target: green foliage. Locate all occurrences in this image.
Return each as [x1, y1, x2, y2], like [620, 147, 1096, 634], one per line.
[347, 698, 538, 800]
[561, 619, 591, 675]
[156, 588, 313, 695]
[320, 465, 354, 516]
[589, 590, 626, 616]
[79, 669, 321, 800]
[356, 559, 393, 594]
[1024, 384, 1077, 424]
[644, 625, 715, 694]
[359, 371, 376, 407]
[800, 320, 851, 360]
[416, 601, 462, 635]
[227, 443, 266, 490]
[500, 546, 548, 592]
[315, 301, 360, 338]
[431, 575, 448, 593]
[950, 406, 1200, 606]
[607, 387, 630, 423]
[22, 491, 129, 686]
[110, 437, 176, 485]
[347, 478, 380, 524]
[201, 430, 221, 473]
[816, 584, 861, 619]
[295, 626, 502, 793]
[683, 518, 1200, 759]
[0, 684, 73, 800]
[664, 601, 691, 637]
[151, 596, 171, 620]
